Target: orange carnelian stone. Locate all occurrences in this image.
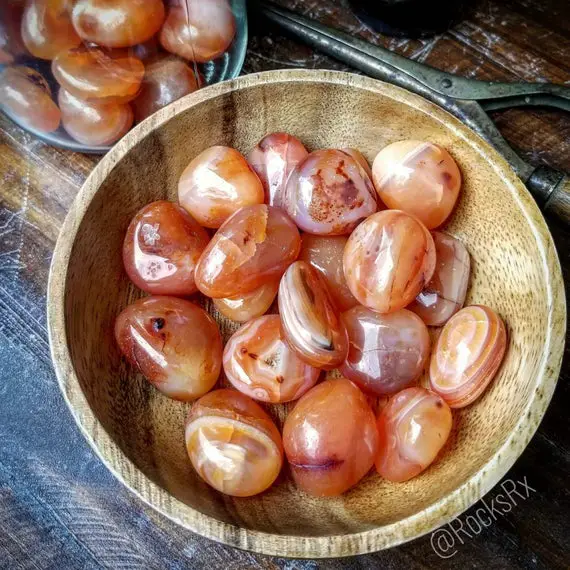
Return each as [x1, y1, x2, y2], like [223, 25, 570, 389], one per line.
[122, 200, 209, 295]
[195, 204, 301, 298]
[283, 378, 379, 496]
[0, 66, 61, 133]
[185, 389, 283, 496]
[115, 296, 222, 402]
[212, 279, 279, 323]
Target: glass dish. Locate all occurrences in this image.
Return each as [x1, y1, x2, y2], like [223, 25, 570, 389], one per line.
[0, 0, 247, 154]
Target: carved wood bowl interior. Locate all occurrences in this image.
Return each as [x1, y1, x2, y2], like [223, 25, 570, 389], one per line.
[47, 70, 565, 558]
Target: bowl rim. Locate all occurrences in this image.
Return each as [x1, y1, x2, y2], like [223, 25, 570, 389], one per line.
[47, 69, 566, 558]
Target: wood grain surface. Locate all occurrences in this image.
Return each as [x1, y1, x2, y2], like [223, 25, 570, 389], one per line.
[1, 0, 569, 568]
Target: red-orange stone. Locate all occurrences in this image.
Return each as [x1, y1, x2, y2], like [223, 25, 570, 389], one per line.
[132, 55, 199, 122]
[283, 378, 379, 496]
[0, 2, 27, 64]
[21, 0, 81, 60]
[0, 66, 61, 133]
[58, 88, 133, 146]
[115, 296, 222, 401]
[185, 389, 283, 497]
[122, 200, 209, 295]
[195, 204, 301, 298]
[52, 46, 145, 103]
[71, 0, 165, 48]
[159, 0, 236, 63]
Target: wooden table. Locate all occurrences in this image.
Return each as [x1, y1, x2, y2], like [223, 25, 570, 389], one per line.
[1, 1, 568, 568]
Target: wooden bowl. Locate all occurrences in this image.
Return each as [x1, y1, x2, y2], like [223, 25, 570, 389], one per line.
[47, 70, 565, 558]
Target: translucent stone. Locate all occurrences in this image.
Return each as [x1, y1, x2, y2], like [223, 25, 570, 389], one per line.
[195, 204, 301, 298]
[223, 314, 320, 403]
[0, 66, 61, 133]
[159, 0, 236, 63]
[0, 2, 27, 64]
[340, 306, 430, 395]
[178, 145, 264, 229]
[341, 147, 373, 179]
[278, 261, 349, 369]
[429, 305, 507, 408]
[372, 140, 461, 229]
[21, 0, 81, 60]
[298, 234, 358, 312]
[375, 387, 452, 482]
[212, 279, 279, 323]
[408, 231, 470, 326]
[71, 0, 165, 48]
[343, 210, 436, 313]
[52, 46, 145, 103]
[58, 88, 133, 146]
[282, 149, 377, 235]
[283, 378, 379, 496]
[247, 132, 308, 206]
[185, 389, 283, 496]
[122, 200, 209, 295]
[132, 55, 199, 122]
[115, 296, 222, 401]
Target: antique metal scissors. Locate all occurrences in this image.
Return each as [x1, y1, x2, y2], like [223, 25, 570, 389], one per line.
[258, 1, 570, 223]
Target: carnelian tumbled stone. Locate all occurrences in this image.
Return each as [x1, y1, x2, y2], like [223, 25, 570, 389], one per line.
[342, 148, 373, 179]
[178, 146, 264, 229]
[283, 378, 379, 496]
[408, 232, 471, 326]
[343, 210, 436, 313]
[279, 261, 349, 369]
[185, 389, 283, 497]
[0, 66, 61, 133]
[247, 132, 309, 206]
[58, 88, 133, 146]
[375, 387, 452, 482]
[159, 0, 236, 63]
[132, 55, 199, 122]
[52, 47, 145, 103]
[213, 279, 279, 323]
[71, 0, 165, 48]
[21, 0, 81, 60]
[195, 204, 301, 298]
[430, 305, 507, 408]
[223, 315, 320, 403]
[0, 2, 27, 64]
[282, 149, 377, 235]
[115, 296, 222, 401]
[299, 234, 358, 312]
[122, 201, 209, 295]
[372, 140, 461, 229]
[340, 306, 430, 396]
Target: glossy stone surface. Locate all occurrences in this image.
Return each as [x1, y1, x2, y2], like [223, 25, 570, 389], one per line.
[375, 387, 452, 482]
[223, 315, 320, 403]
[21, 0, 81, 60]
[52, 47, 145, 103]
[343, 210, 436, 313]
[178, 146, 264, 229]
[372, 140, 462, 229]
[408, 232, 471, 326]
[185, 389, 283, 497]
[282, 149, 377, 235]
[0, 2, 27, 64]
[115, 296, 222, 401]
[71, 0, 165, 48]
[279, 261, 349, 369]
[122, 201, 209, 295]
[212, 279, 278, 323]
[247, 132, 308, 206]
[0, 66, 60, 133]
[159, 0, 236, 63]
[283, 378, 379, 496]
[430, 305, 507, 408]
[58, 88, 133, 146]
[298, 234, 357, 312]
[342, 148, 373, 179]
[340, 306, 430, 396]
[132, 55, 199, 122]
[195, 205, 301, 298]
